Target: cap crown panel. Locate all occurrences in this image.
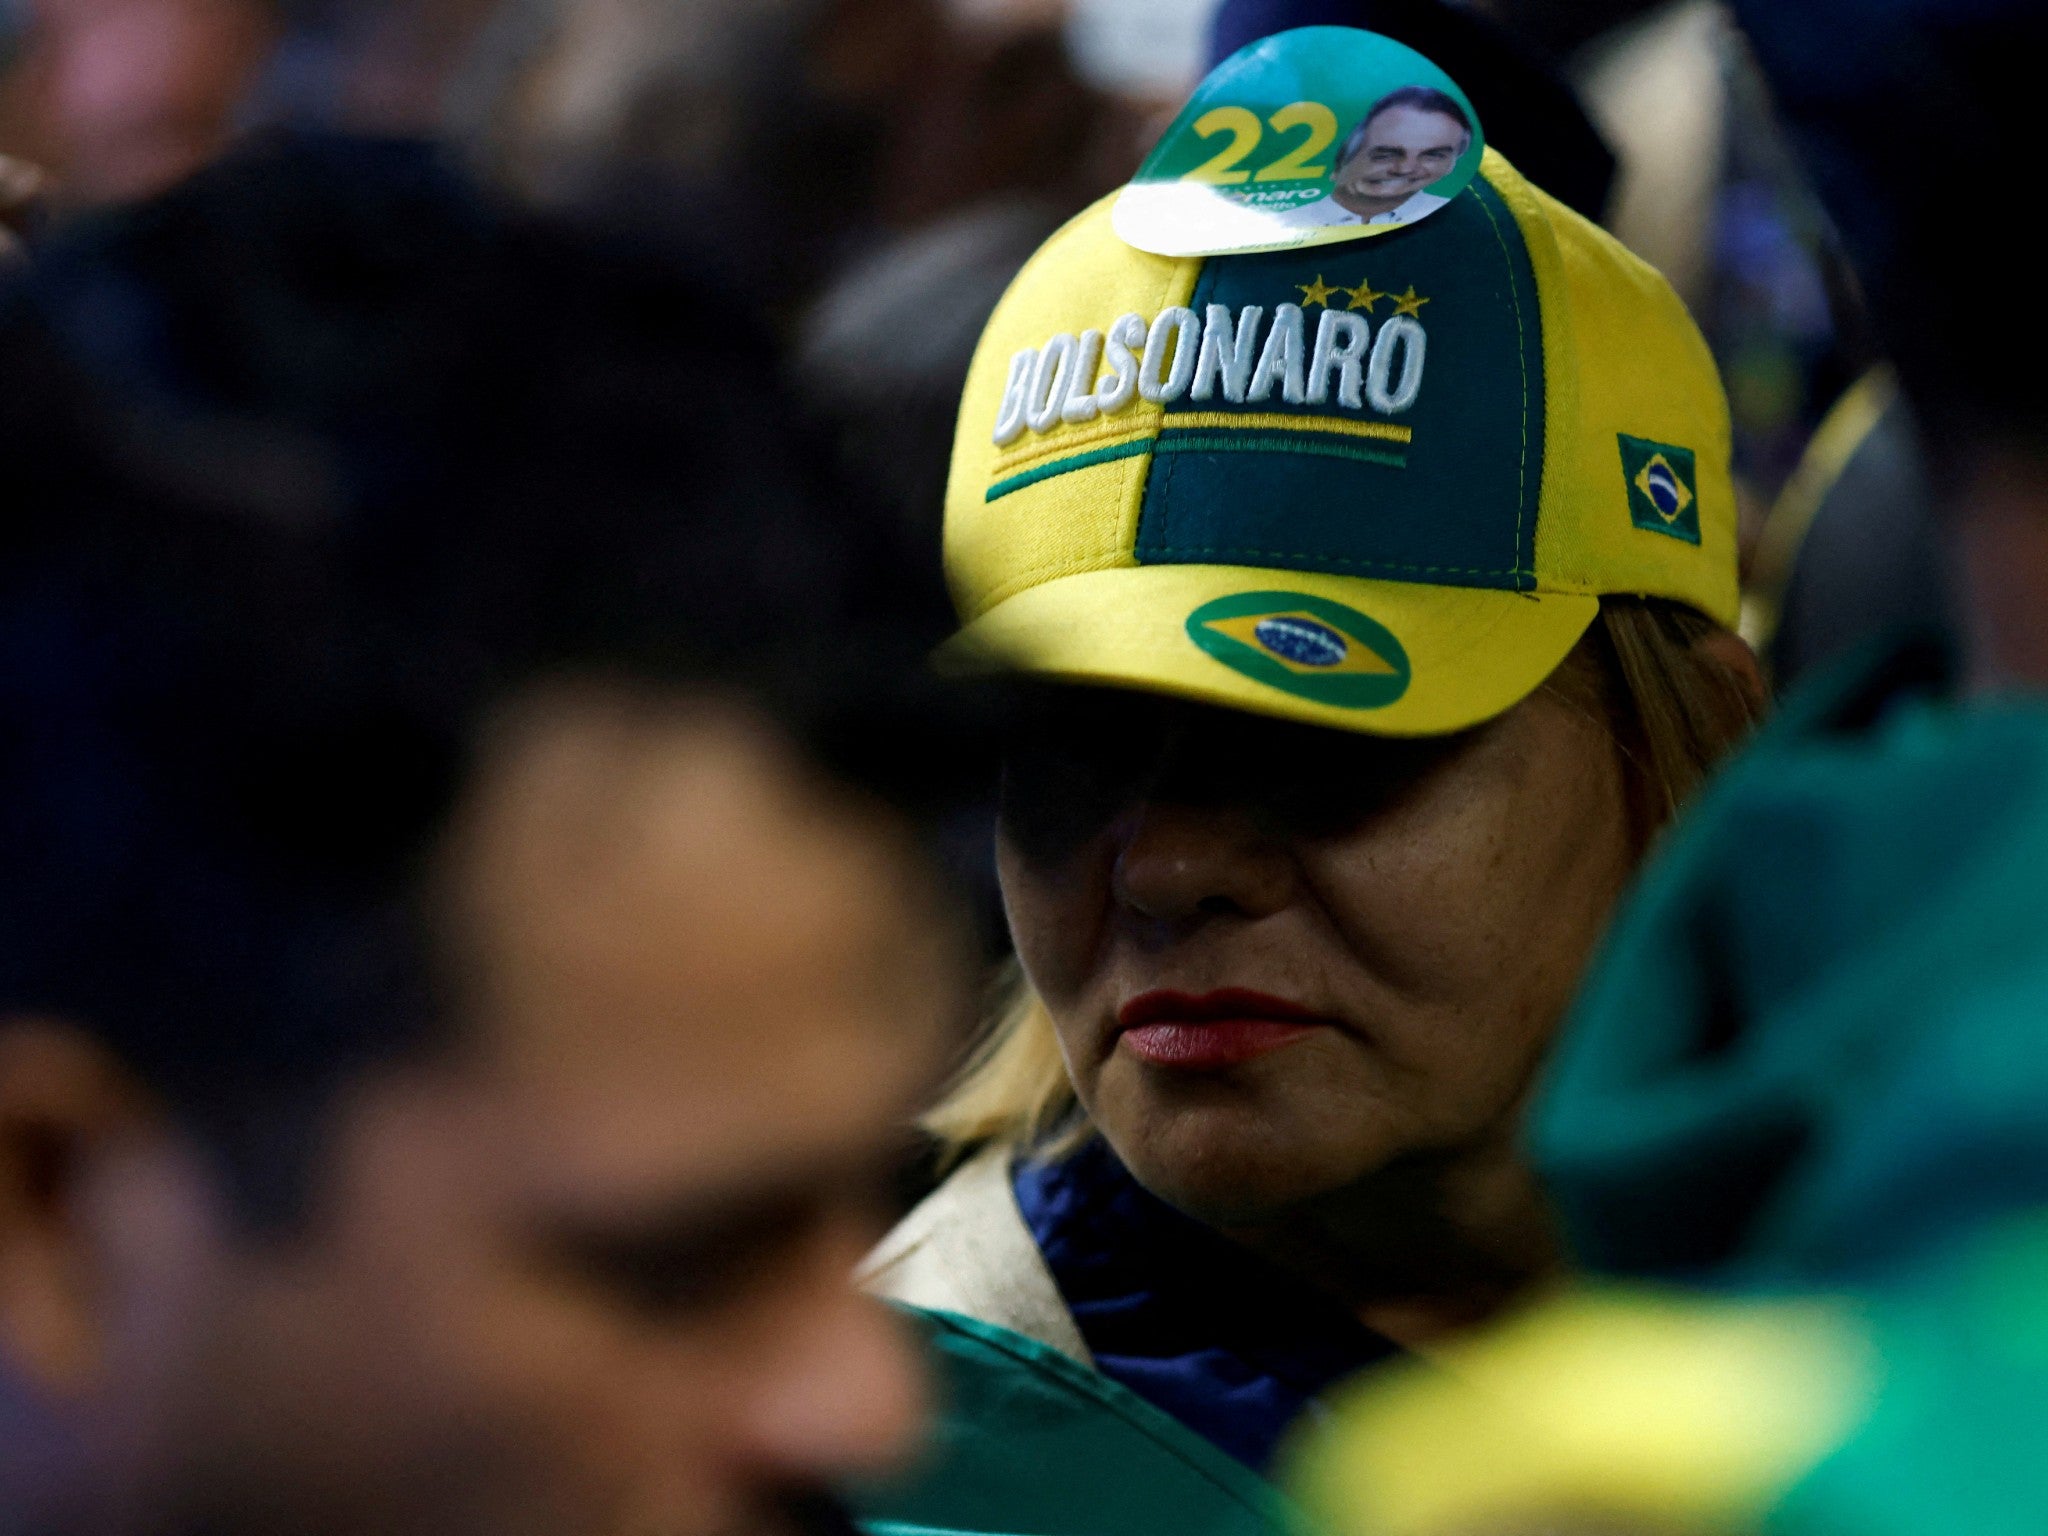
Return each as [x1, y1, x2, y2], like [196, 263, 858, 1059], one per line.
[945, 202, 1198, 623]
[1508, 166, 1739, 624]
[1134, 176, 1544, 592]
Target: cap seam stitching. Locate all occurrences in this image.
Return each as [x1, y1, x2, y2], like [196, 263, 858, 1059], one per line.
[1145, 262, 1215, 557]
[1129, 545, 1520, 579]
[1470, 178, 1534, 583]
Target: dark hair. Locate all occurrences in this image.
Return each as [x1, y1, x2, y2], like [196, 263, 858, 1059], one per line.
[0, 133, 980, 1232]
[1339, 85, 1474, 169]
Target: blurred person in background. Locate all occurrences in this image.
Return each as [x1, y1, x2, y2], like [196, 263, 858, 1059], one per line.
[0, 0, 1128, 244]
[0, 0, 1148, 570]
[1456, 0, 1666, 62]
[1282, 4, 2048, 1535]
[0, 0, 275, 204]
[1731, 2, 2046, 698]
[438, 0, 1134, 315]
[444, 0, 945, 288]
[1701, 24, 1954, 691]
[0, 134, 982, 1536]
[0, 0, 1150, 560]
[0, 0, 520, 208]
[1742, 362, 1949, 690]
[852, 32, 1762, 1533]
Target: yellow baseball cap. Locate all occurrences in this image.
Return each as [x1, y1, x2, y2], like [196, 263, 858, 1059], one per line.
[941, 61, 1737, 736]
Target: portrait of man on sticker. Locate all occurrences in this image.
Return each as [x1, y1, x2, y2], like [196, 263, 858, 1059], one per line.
[1283, 86, 1473, 229]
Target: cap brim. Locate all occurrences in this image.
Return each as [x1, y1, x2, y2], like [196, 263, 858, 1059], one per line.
[937, 565, 1599, 737]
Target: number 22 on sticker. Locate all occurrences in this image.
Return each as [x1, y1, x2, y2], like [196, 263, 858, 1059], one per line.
[1185, 102, 1340, 185]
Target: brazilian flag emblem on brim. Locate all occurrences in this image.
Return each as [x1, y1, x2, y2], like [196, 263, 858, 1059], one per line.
[1619, 434, 1700, 545]
[1188, 591, 1412, 709]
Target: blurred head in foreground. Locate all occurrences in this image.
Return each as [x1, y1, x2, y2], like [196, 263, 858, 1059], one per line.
[0, 136, 974, 1536]
[0, 0, 277, 206]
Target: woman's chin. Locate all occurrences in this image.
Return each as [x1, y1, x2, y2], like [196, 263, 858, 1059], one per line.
[1103, 1115, 1387, 1229]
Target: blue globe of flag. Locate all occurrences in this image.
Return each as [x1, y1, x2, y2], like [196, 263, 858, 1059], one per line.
[1254, 616, 1349, 668]
[1645, 460, 1684, 517]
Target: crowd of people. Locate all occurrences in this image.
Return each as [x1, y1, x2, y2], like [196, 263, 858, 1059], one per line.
[0, 2, 2042, 1535]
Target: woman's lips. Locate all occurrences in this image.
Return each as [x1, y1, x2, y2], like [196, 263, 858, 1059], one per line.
[1114, 988, 1333, 1070]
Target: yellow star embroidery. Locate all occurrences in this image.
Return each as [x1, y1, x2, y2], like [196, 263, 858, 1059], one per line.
[1343, 280, 1385, 313]
[1389, 286, 1431, 318]
[1297, 275, 1337, 309]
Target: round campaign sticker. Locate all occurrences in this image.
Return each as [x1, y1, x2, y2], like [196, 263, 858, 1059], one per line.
[1113, 28, 1485, 259]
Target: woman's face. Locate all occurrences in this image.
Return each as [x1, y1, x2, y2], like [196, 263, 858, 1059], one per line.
[997, 677, 1634, 1228]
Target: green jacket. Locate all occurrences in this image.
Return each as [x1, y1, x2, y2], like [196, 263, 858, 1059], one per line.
[856, 1306, 1308, 1536]
[1533, 636, 2048, 1290]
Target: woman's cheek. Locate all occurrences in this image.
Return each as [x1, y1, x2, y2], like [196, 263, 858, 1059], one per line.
[996, 830, 1111, 1011]
[1299, 812, 1514, 1003]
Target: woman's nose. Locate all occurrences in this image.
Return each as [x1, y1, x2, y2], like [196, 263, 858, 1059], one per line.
[1109, 799, 1295, 929]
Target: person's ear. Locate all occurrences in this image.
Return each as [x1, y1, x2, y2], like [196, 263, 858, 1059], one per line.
[0, 1020, 152, 1394]
[1696, 626, 1768, 715]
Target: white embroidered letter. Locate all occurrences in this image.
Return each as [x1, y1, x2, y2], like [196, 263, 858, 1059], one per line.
[1366, 316, 1427, 414]
[1308, 310, 1370, 409]
[992, 348, 1036, 444]
[1248, 304, 1307, 405]
[1095, 312, 1147, 413]
[1024, 333, 1077, 433]
[1062, 330, 1105, 423]
[1191, 305, 1266, 404]
[1140, 308, 1200, 404]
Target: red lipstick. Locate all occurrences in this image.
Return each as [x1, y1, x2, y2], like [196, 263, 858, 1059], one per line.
[1115, 988, 1331, 1069]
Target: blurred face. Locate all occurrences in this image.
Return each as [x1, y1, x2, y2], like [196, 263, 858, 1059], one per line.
[13, 0, 277, 204]
[997, 679, 1632, 1228]
[1334, 104, 1469, 215]
[47, 688, 962, 1536]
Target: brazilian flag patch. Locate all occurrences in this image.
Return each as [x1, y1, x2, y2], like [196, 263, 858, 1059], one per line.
[1618, 435, 1700, 545]
[1187, 591, 1411, 709]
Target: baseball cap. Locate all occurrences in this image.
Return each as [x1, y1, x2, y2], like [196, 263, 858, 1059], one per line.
[940, 28, 1737, 736]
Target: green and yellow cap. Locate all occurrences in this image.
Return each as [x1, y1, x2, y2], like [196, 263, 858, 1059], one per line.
[941, 30, 1737, 735]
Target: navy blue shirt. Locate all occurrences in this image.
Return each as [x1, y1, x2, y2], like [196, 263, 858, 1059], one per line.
[1013, 1139, 1400, 1472]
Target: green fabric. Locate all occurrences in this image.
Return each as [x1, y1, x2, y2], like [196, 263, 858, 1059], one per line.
[1136, 175, 1544, 592]
[854, 1307, 1308, 1536]
[1532, 635, 2048, 1285]
[1770, 1215, 2048, 1536]
[1510, 634, 2048, 1531]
